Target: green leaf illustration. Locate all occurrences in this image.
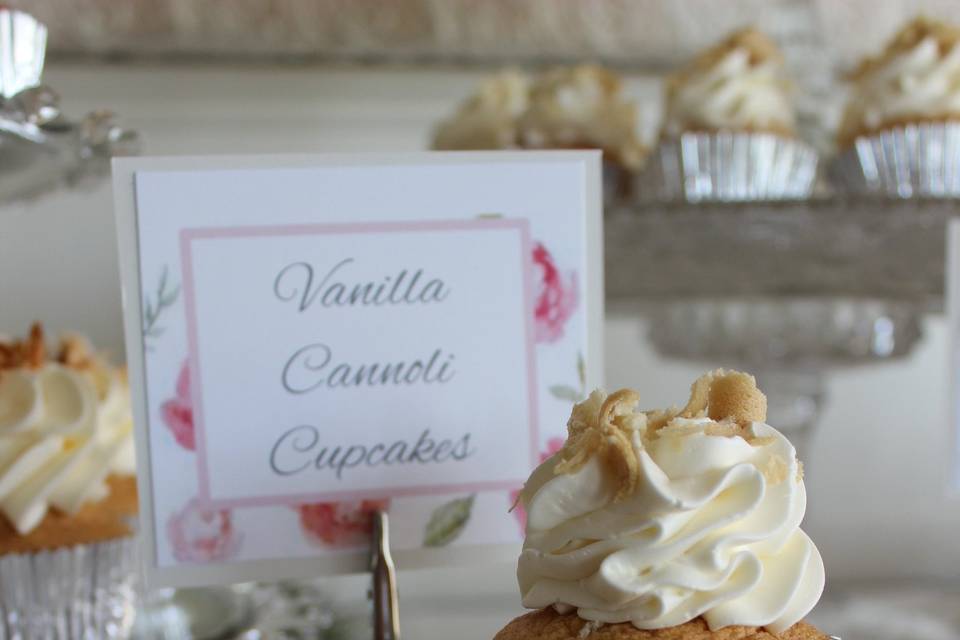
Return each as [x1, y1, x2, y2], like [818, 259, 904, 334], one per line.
[142, 264, 181, 349]
[423, 494, 475, 547]
[160, 286, 181, 307]
[550, 384, 581, 403]
[157, 266, 168, 296]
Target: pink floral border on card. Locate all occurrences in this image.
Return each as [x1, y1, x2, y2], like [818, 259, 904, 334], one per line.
[179, 218, 540, 510]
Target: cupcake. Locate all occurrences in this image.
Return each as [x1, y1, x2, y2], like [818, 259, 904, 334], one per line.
[432, 65, 647, 201]
[832, 16, 960, 196]
[643, 27, 817, 201]
[496, 370, 828, 639]
[0, 323, 138, 637]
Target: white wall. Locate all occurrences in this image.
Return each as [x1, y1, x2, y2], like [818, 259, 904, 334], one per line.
[2, 63, 957, 580]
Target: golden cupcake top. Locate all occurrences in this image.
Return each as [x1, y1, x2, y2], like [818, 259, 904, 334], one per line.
[662, 27, 796, 138]
[839, 16, 960, 145]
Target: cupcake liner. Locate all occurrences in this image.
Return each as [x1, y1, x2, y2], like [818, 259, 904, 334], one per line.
[638, 131, 818, 202]
[0, 536, 138, 639]
[830, 122, 960, 197]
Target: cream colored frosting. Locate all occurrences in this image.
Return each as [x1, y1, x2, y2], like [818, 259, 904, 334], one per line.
[518, 65, 646, 169]
[663, 47, 795, 138]
[433, 69, 530, 150]
[0, 341, 134, 535]
[841, 31, 960, 139]
[516, 381, 824, 634]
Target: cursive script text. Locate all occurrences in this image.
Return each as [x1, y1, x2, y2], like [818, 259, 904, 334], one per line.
[269, 426, 475, 479]
[274, 258, 450, 312]
[282, 343, 456, 394]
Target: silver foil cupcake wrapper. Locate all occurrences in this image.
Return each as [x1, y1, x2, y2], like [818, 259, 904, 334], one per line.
[638, 132, 818, 202]
[830, 122, 960, 197]
[0, 536, 138, 640]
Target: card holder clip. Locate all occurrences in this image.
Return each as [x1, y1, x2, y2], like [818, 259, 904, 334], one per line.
[369, 510, 401, 640]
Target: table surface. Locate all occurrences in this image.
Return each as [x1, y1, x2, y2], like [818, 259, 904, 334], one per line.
[317, 566, 960, 640]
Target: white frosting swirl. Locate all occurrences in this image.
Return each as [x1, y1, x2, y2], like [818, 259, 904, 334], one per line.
[0, 363, 134, 534]
[663, 48, 795, 137]
[517, 392, 824, 634]
[842, 35, 960, 136]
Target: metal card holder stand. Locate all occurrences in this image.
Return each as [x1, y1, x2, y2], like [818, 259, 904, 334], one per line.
[370, 510, 401, 639]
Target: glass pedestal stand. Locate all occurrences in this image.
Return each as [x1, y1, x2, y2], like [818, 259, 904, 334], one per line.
[133, 586, 256, 639]
[642, 297, 922, 457]
[133, 582, 368, 639]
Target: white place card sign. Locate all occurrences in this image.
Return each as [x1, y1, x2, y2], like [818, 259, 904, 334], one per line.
[113, 153, 603, 587]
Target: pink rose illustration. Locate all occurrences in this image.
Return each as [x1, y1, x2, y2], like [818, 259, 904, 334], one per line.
[167, 498, 242, 563]
[532, 242, 578, 344]
[161, 360, 195, 450]
[511, 437, 565, 532]
[296, 499, 390, 549]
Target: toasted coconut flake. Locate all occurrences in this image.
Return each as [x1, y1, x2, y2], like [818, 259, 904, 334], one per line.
[763, 454, 790, 485]
[674, 369, 767, 428]
[23, 323, 45, 369]
[749, 436, 778, 448]
[550, 370, 771, 500]
[0, 342, 17, 370]
[707, 371, 767, 425]
[644, 407, 680, 432]
[554, 389, 642, 501]
[58, 334, 95, 369]
[1, 322, 47, 370]
[704, 420, 745, 438]
[679, 370, 715, 419]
